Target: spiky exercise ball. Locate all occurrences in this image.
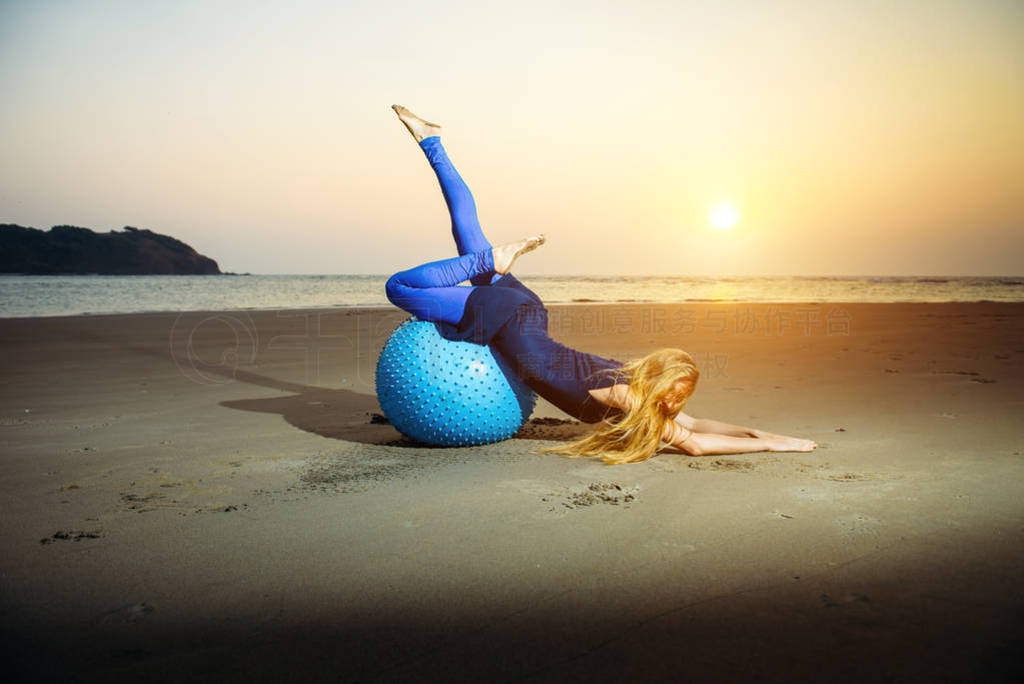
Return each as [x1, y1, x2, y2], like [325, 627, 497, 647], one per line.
[375, 318, 535, 446]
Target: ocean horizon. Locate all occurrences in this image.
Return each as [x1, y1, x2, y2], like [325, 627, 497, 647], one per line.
[1, 273, 1023, 318]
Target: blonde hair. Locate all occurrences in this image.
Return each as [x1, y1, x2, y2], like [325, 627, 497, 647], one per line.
[543, 348, 699, 465]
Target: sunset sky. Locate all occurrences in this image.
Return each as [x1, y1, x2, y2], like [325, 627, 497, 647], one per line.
[1, 0, 1021, 276]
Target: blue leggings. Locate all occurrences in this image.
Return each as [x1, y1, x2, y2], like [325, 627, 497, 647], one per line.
[385, 136, 501, 325]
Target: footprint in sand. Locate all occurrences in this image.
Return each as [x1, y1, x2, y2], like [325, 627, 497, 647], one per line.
[687, 458, 757, 472]
[559, 482, 638, 509]
[822, 472, 870, 482]
[120, 491, 169, 513]
[501, 479, 639, 513]
[40, 529, 102, 544]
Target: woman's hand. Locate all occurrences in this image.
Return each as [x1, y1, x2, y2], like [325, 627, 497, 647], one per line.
[680, 414, 816, 451]
[745, 427, 816, 449]
[766, 435, 818, 452]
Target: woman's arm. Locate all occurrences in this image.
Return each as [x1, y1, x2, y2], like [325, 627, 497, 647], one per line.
[664, 420, 817, 456]
[675, 412, 806, 442]
[596, 387, 817, 456]
[598, 387, 755, 437]
[675, 411, 757, 437]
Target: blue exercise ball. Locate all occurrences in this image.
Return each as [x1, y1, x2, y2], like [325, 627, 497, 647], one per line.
[375, 318, 536, 446]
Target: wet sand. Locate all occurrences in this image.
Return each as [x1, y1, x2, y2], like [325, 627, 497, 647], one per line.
[1, 302, 1022, 682]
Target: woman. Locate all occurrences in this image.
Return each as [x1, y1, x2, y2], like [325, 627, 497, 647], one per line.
[385, 105, 817, 464]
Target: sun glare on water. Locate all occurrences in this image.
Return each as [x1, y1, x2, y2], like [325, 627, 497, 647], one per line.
[709, 202, 741, 230]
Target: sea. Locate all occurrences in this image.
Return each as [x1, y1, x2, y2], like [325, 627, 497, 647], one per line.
[1, 274, 1023, 318]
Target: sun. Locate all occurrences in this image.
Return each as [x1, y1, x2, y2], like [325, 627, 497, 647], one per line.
[709, 201, 741, 230]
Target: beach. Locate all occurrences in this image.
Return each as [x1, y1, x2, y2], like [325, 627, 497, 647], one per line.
[2, 301, 1022, 682]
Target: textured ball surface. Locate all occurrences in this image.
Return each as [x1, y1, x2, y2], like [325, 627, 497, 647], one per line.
[375, 318, 536, 446]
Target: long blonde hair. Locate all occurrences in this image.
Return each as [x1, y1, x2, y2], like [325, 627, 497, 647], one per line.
[544, 348, 699, 465]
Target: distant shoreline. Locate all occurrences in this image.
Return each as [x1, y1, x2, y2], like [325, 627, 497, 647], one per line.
[3, 300, 1023, 324]
[2, 273, 1023, 318]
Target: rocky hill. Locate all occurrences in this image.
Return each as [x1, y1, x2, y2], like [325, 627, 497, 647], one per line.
[0, 224, 221, 275]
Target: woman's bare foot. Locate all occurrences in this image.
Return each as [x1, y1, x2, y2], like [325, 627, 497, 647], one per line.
[493, 235, 546, 275]
[392, 105, 441, 142]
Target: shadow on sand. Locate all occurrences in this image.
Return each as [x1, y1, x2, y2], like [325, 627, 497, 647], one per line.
[188, 360, 592, 446]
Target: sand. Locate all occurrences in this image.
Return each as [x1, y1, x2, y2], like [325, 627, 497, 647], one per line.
[1, 301, 1022, 682]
